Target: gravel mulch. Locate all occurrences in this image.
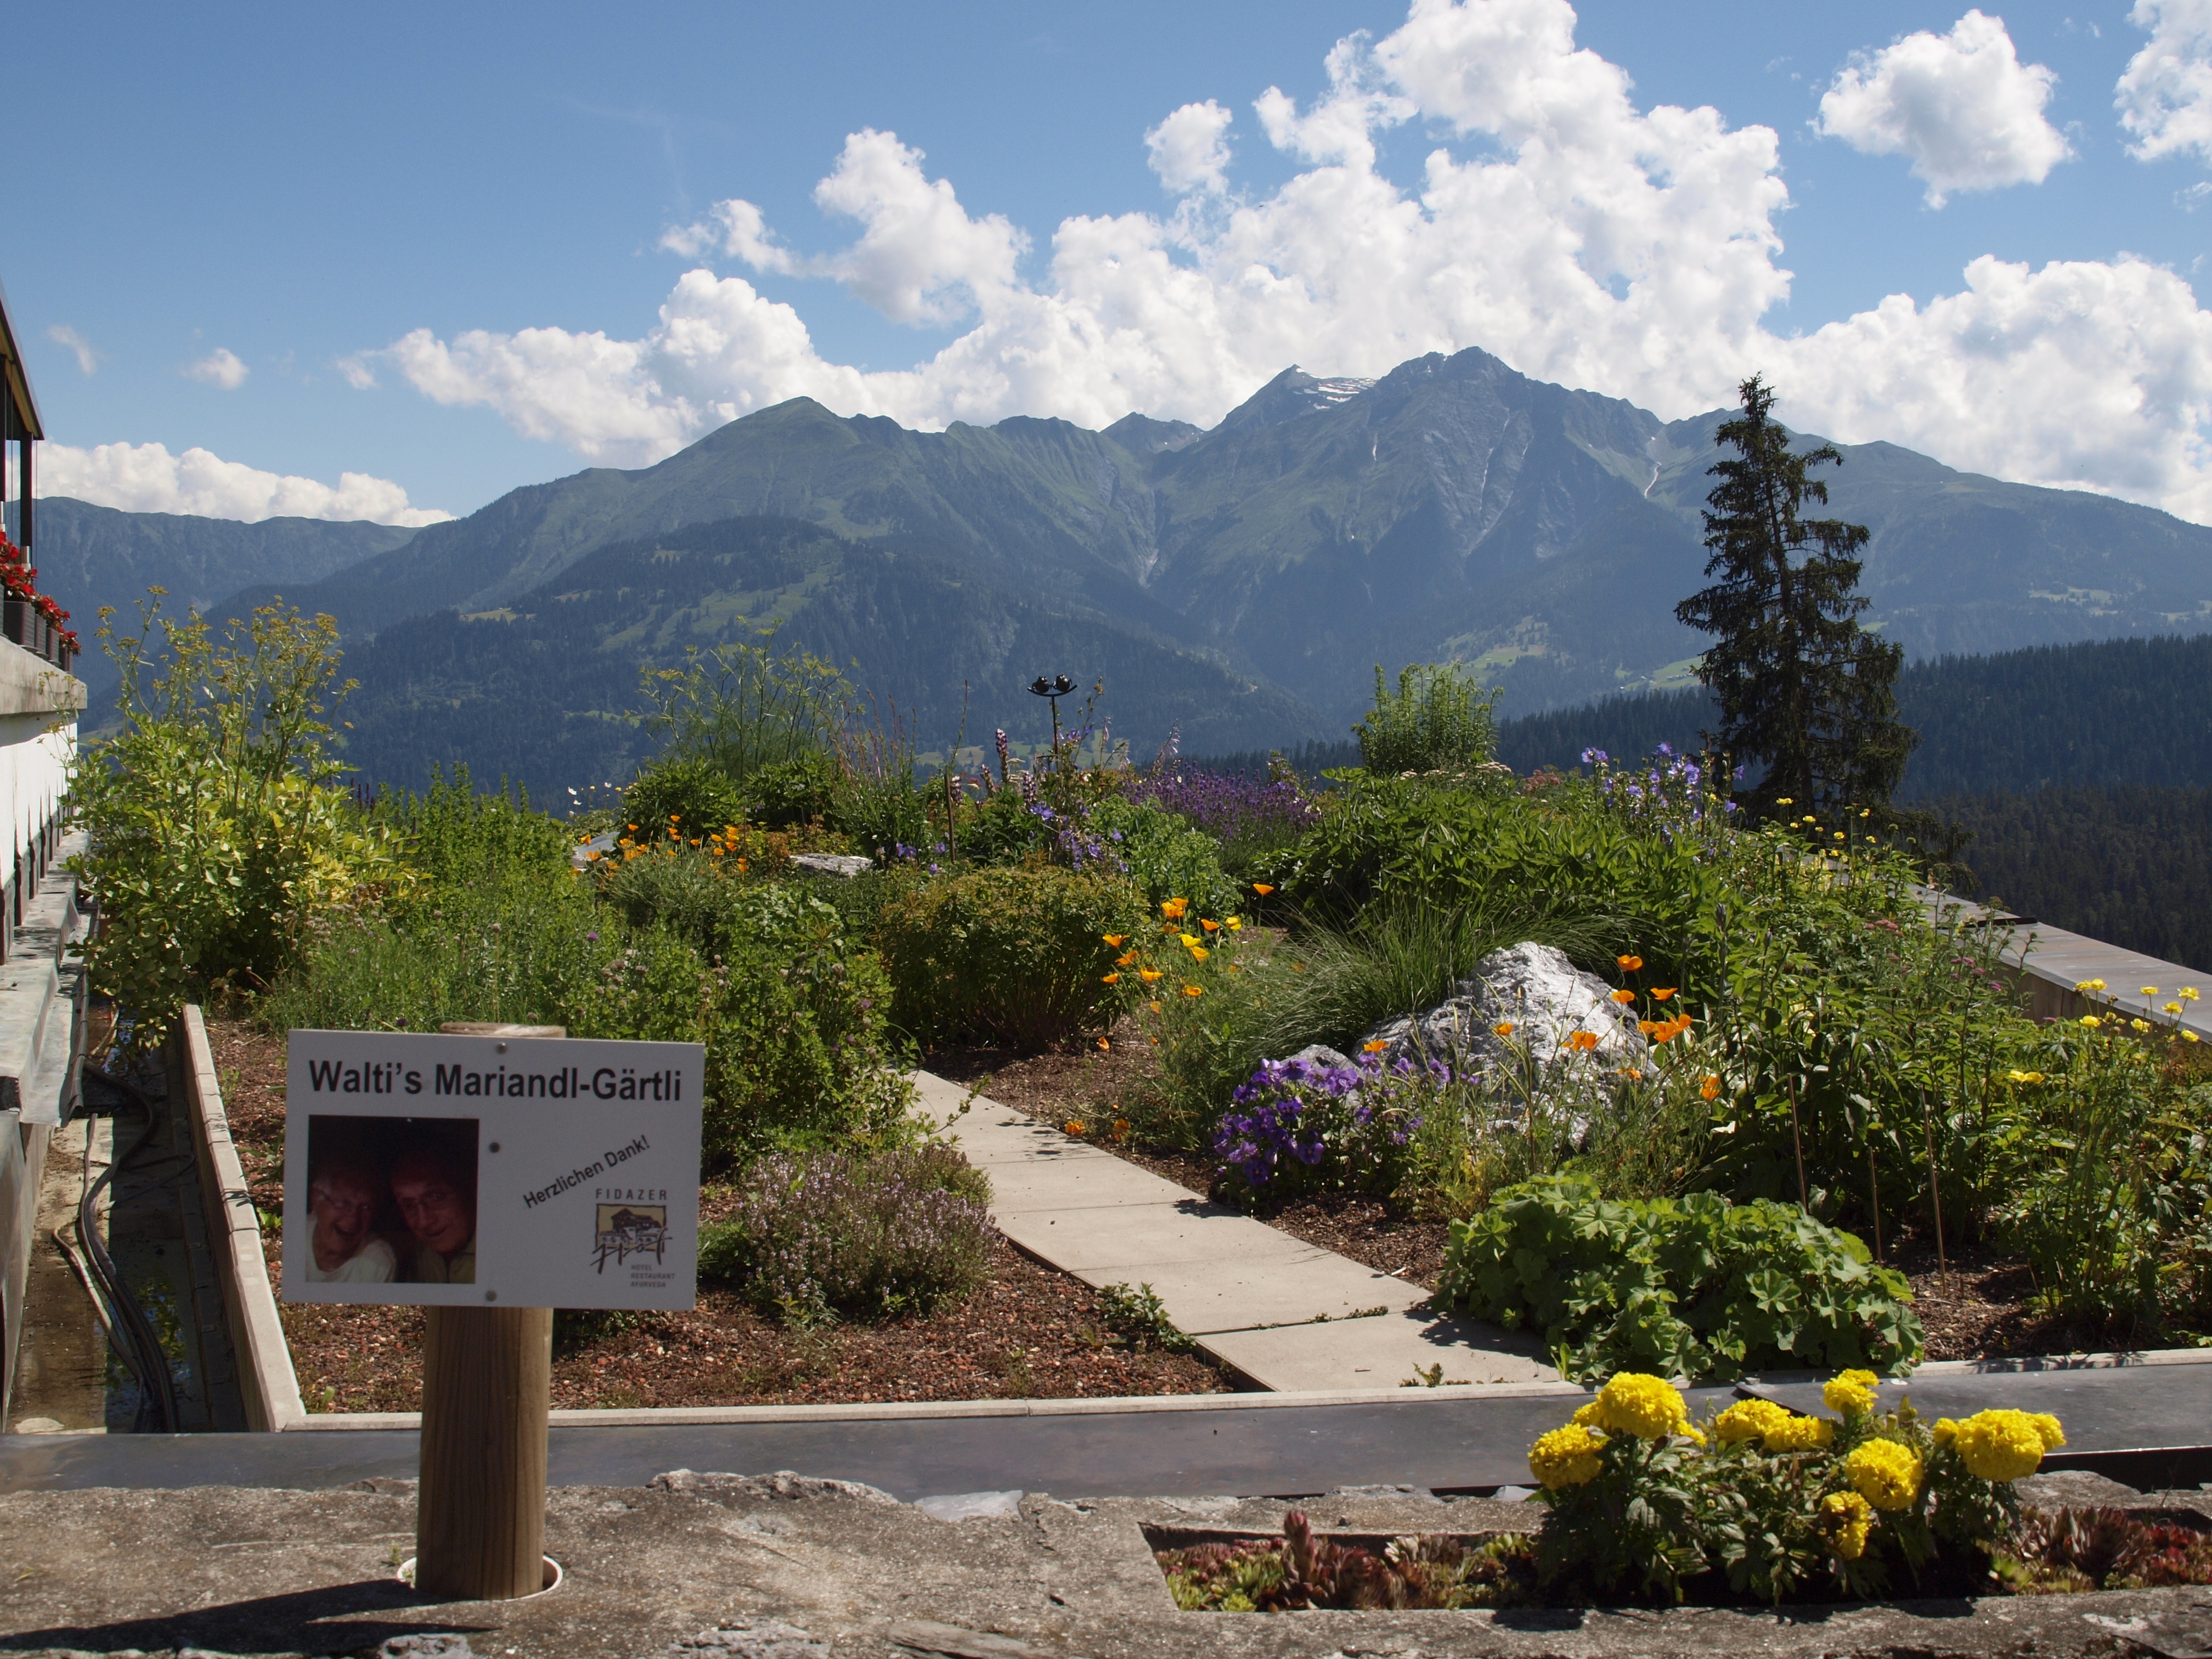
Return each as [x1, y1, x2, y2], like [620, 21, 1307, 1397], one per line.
[207, 1019, 1233, 1411]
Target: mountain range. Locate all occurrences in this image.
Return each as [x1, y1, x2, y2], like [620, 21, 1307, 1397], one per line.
[29, 345, 2212, 802]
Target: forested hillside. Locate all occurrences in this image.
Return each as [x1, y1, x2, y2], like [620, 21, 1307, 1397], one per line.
[1934, 785, 2212, 972]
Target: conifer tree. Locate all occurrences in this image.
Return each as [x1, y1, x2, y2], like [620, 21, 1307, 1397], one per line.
[1676, 375, 1915, 811]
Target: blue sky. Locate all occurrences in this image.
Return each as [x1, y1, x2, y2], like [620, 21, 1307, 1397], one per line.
[13, 1, 2212, 523]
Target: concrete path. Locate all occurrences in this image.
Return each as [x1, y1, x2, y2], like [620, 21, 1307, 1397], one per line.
[909, 1070, 1557, 1392]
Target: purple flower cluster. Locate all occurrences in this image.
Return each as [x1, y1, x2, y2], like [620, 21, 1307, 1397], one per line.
[1213, 1051, 1429, 1197]
[1583, 743, 1743, 830]
[1130, 769, 1320, 844]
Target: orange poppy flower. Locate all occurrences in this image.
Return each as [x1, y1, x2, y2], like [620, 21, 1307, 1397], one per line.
[1252, 884, 1275, 896]
[1610, 989, 1637, 1006]
[1568, 1030, 1601, 1052]
[1181, 984, 1204, 998]
[1651, 988, 1676, 1001]
[1101, 972, 1121, 984]
[1103, 934, 1127, 947]
[1700, 1075, 1722, 1101]
[1139, 969, 1164, 983]
[1618, 955, 1644, 972]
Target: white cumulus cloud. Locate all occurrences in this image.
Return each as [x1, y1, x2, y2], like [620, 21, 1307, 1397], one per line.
[1816, 11, 2069, 205]
[368, 0, 2212, 524]
[40, 441, 451, 527]
[45, 325, 103, 376]
[1146, 100, 1235, 195]
[2119, 0, 2212, 161]
[184, 347, 250, 390]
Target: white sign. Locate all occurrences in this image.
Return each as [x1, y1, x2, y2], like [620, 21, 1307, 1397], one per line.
[281, 1030, 704, 1310]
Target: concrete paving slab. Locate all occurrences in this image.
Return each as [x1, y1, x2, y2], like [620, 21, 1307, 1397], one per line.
[1050, 1254, 1428, 1338]
[1201, 1307, 1559, 1391]
[991, 1198, 1315, 1272]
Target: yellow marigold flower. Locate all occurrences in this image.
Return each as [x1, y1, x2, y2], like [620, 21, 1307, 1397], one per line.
[2028, 1413, 2067, 1452]
[1528, 1424, 1606, 1489]
[1103, 934, 1127, 947]
[1139, 969, 1164, 983]
[1494, 1021, 1516, 1037]
[2080, 1015, 2102, 1029]
[1844, 1438, 1922, 1511]
[1951, 1409, 2051, 1481]
[1568, 1030, 1601, 1053]
[1763, 1413, 1836, 1453]
[1101, 972, 1120, 984]
[1651, 988, 1676, 1001]
[1610, 988, 1638, 1006]
[1713, 1398, 1792, 1444]
[1251, 884, 1275, 896]
[1181, 984, 1204, 998]
[1823, 1369, 1879, 1417]
[2132, 1018, 2153, 1034]
[1821, 1491, 1874, 1560]
[1617, 955, 1643, 971]
[1592, 1373, 1688, 1439]
[1931, 1418, 1958, 1449]
[1700, 1074, 1723, 1101]
[1572, 1400, 1605, 1427]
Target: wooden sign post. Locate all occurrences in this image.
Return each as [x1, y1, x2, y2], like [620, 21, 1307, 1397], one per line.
[415, 1021, 565, 1602]
[278, 1020, 702, 1605]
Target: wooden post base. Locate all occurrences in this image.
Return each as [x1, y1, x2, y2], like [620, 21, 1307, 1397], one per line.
[415, 1305, 553, 1601]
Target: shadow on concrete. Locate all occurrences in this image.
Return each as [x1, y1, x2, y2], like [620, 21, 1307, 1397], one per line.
[0, 1577, 484, 1656]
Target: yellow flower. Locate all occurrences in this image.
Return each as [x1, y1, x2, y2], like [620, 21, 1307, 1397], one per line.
[1224, 916, 1242, 932]
[1251, 883, 1274, 896]
[1610, 989, 1638, 1006]
[1763, 1413, 1836, 1453]
[1591, 1373, 1688, 1439]
[2007, 1070, 2046, 1085]
[2187, 1031, 2202, 1044]
[2076, 978, 2107, 993]
[2181, 987, 2201, 1001]
[2029, 1413, 2067, 1452]
[2167, 1003, 2184, 1015]
[1572, 1400, 1605, 1427]
[1494, 1021, 1516, 1037]
[1186, 944, 1210, 962]
[1823, 1369, 1879, 1417]
[2142, 986, 2160, 997]
[1821, 1491, 1874, 1560]
[1097, 1038, 1111, 1051]
[1713, 1398, 1793, 1444]
[1950, 1409, 2052, 1481]
[1931, 1418, 1958, 1449]
[2132, 1018, 2153, 1034]
[1139, 969, 1164, 983]
[1528, 1423, 1606, 1489]
[1844, 1438, 1922, 1511]
[1617, 955, 1643, 971]
[2080, 1015, 2102, 1029]
[1775, 797, 1794, 805]
[1181, 984, 1204, 998]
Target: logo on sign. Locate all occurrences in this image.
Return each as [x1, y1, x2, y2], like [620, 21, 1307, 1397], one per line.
[593, 1203, 668, 1273]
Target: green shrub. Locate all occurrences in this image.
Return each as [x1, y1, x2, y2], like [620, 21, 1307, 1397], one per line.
[1434, 1176, 1922, 1383]
[747, 752, 839, 828]
[1092, 795, 1239, 918]
[698, 1142, 991, 1321]
[623, 757, 748, 845]
[1355, 662, 1499, 774]
[384, 765, 571, 890]
[70, 597, 406, 1049]
[877, 865, 1148, 1047]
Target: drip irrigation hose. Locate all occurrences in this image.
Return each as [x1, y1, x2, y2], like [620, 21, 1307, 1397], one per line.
[73, 1065, 182, 1433]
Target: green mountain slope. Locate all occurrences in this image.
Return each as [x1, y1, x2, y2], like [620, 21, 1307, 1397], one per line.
[334, 516, 1327, 802]
[10, 499, 416, 692]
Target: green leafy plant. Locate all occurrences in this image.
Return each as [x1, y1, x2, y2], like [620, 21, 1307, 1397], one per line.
[1095, 1282, 1194, 1352]
[622, 757, 749, 847]
[1435, 1176, 1922, 1383]
[1354, 662, 1500, 775]
[876, 864, 1148, 1047]
[70, 593, 406, 1048]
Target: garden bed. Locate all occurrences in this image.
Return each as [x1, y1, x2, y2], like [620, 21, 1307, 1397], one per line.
[922, 1028, 2136, 1365]
[207, 1017, 1234, 1410]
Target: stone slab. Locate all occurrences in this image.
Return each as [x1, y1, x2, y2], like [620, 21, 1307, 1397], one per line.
[3, 1476, 2210, 1659]
[1201, 1307, 1559, 1392]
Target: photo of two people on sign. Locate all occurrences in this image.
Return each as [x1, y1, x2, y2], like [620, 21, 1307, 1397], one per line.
[303, 1115, 479, 1284]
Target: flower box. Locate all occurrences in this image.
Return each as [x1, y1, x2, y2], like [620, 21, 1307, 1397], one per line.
[2, 596, 29, 648]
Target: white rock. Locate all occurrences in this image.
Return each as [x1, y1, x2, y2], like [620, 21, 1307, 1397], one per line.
[1356, 941, 1648, 1081]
